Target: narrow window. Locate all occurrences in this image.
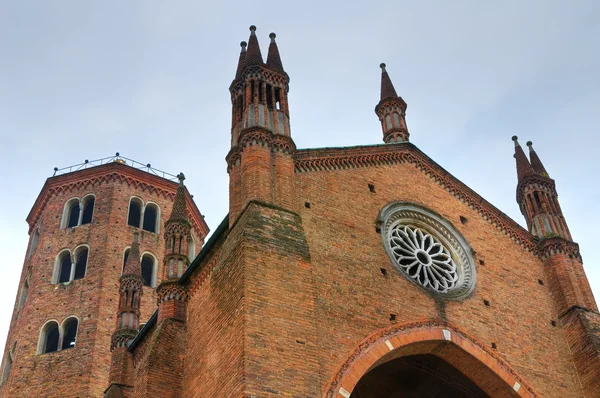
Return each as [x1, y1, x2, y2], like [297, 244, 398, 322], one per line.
[74, 248, 88, 280]
[28, 229, 40, 259]
[188, 237, 196, 261]
[41, 322, 59, 354]
[266, 84, 273, 108]
[81, 197, 95, 225]
[127, 199, 142, 228]
[58, 252, 72, 284]
[142, 204, 158, 233]
[17, 280, 29, 311]
[141, 255, 154, 287]
[178, 237, 183, 254]
[122, 248, 130, 273]
[61, 318, 78, 350]
[533, 192, 542, 209]
[275, 88, 281, 110]
[1, 350, 13, 383]
[67, 202, 80, 228]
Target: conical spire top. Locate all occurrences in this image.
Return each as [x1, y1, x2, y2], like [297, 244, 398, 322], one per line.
[245, 25, 264, 66]
[235, 41, 248, 79]
[266, 32, 284, 72]
[123, 232, 141, 277]
[512, 136, 536, 182]
[380, 63, 399, 100]
[526, 141, 549, 177]
[167, 173, 190, 224]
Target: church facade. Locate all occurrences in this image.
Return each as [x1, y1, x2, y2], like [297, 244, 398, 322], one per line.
[2, 25, 600, 397]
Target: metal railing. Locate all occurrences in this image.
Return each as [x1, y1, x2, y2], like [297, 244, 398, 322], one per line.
[52, 153, 179, 181]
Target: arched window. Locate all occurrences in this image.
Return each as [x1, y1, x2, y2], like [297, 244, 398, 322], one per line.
[140, 254, 156, 287]
[17, 280, 29, 312]
[66, 199, 80, 228]
[56, 251, 72, 284]
[61, 196, 95, 229]
[38, 321, 59, 354]
[81, 195, 95, 225]
[73, 247, 88, 280]
[61, 318, 78, 350]
[1, 345, 14, 383]
[28, 229, 40, 259]
[54, 247, 89, 284]
[127, 198, 143, 228]
[142, 203, 159, 233]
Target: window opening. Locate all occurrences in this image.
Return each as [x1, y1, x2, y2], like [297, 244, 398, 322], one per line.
[81, 197, 95, 225]
[74, 248, 88, 280]
[533, 192, 542, 210]
[61, 318, 78, 350]
[178, 237, 183, 254]
[128, 200, 142, 227]
[42, 323, 59, 354]
[266, 84, 273, 108]
[143, 205, 157, 233]
[67, 202, 80, 228]
[17, 280, 29, 311]
[1, 349, 13, 383]
[58, 253, 72, 283]
[28, 229, 40, 259]
[141, 255, 154, 287]
[123, 249, 130, 273]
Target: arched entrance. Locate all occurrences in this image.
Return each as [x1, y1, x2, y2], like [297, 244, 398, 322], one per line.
[324, 321, 537, 398]
[351, 354, 489, 397]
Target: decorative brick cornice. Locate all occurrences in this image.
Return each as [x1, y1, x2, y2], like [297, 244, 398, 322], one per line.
[226, 128, 296, 171]
[26, 162, 209, 237]
[111, 328, 138, 350]
[374, 97, 407, 116]
[156, 280, 189, 305]
[186, 253, 220, 298]
[295, 143, 538, 254]
[229, 64, 289, 94]
[516, 175, 556, 204]
[538, 236, 582, 262]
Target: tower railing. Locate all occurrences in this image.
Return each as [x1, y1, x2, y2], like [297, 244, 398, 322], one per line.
[52, 153, 179, 182]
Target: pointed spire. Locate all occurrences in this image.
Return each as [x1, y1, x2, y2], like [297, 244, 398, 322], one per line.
[380, 63, 398, 100]
[512, 136, 536, 182]
[266, 32, 284, 72]
[167, 173, 189, 224]
[527, 141, 549, 177]
[123, 232, 141, 277]
[245, 25, 264, 66]
[235, 41, 247, 79]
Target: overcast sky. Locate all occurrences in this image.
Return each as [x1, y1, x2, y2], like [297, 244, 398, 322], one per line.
[1, 1, 598, 356]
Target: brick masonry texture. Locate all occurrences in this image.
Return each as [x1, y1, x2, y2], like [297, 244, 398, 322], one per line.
[0, 165, 206, 398]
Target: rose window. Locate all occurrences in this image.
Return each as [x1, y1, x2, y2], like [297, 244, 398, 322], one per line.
[379, 203, 476, 299]
[389, 224, 458, 293]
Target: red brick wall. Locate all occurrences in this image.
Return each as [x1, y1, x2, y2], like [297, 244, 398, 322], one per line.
[293, 161, 584, 396]
[0, 173, 202, 397]
[183, 228, 245, 397]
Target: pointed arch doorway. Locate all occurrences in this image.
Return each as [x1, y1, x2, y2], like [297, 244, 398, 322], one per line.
[325, 322, 537, 398]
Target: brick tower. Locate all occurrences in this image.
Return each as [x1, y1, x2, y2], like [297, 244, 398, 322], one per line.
[513, 137, 600, 395]
[226, 25, 296, 222]
[0, 156, 208, 397]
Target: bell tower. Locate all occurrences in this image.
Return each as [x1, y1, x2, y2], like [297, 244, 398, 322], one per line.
[226, 26, 296, 222]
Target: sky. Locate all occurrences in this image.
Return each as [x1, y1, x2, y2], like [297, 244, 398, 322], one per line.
[0, 1, 599, 357]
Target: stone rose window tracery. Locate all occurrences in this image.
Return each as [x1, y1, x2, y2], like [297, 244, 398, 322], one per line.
[379, 203, 476, 299]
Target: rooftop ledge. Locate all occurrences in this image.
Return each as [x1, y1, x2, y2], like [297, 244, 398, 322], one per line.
[52, 152, 179, 182]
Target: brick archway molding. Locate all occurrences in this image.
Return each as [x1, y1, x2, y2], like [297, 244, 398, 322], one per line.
[323, 320, 538, 398]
